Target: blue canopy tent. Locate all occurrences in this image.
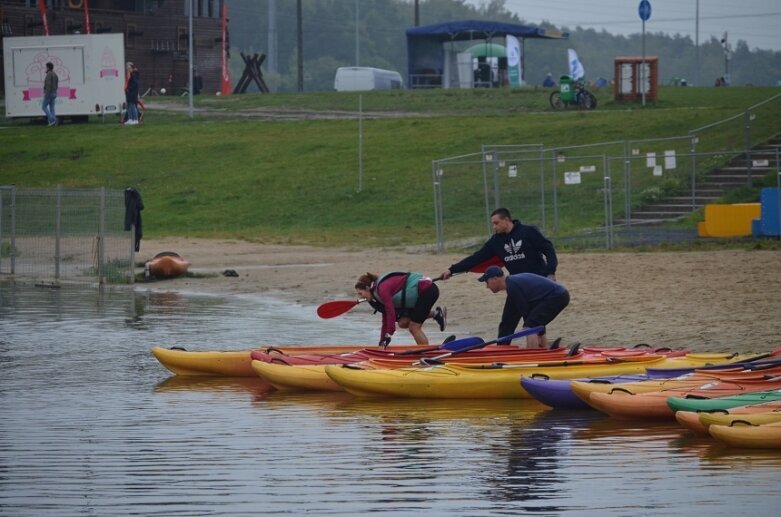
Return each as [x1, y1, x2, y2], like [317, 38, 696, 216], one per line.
[406, 20, 568, 89]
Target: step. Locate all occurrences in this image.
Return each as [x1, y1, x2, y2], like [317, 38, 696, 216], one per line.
[631, 210, 693, 219]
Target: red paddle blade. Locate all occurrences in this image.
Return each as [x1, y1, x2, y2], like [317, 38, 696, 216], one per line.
[469, 256, 503, 273]
[316, 300, 360, 319]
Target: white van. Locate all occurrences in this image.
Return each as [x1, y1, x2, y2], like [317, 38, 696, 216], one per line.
[334, 67, 403, 92]
[2, 33, 125, 120]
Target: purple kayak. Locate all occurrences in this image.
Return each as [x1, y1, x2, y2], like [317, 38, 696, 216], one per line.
[521, 374, 662, 410]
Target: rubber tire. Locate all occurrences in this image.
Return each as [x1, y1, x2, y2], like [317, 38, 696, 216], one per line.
[579, 91, 597, 110]
[549, 91, 564, 109]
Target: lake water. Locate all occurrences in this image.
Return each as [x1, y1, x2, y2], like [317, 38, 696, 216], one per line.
[1, 282, 779, 516]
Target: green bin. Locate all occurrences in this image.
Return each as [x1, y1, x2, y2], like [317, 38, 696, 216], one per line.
[558, 75, 575, 103]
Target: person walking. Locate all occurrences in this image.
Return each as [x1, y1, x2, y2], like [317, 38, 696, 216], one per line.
[42, 62, 58, 127]
[478, 266, 569, 348]
[440, 207, 558, 340]
[354, 272, 446, 346]
[124, 62, 140, 125]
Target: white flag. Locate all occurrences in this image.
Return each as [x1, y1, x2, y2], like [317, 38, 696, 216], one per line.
[568, 48, 585, 80]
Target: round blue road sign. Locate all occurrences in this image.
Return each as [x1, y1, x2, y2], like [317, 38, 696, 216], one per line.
[639, 0, 652, 21]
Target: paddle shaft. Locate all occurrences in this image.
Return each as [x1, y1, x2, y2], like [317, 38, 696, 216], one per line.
[416, 326, 545, 365]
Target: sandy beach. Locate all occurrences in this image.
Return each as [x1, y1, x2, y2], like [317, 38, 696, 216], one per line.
[140, 238, 781, 353]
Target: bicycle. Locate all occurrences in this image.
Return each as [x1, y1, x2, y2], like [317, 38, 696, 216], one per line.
[550, 79, 597, 110]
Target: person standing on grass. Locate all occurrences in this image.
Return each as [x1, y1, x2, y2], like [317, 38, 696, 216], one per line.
[124, 62, 140, 125]
[354, 272, 446, 347]
[42, 62, 58, 127]
[439, 207, 558, 341]
[478, 266, 569, 348]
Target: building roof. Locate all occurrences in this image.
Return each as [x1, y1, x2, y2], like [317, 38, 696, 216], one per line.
[405, 19, 568, 42]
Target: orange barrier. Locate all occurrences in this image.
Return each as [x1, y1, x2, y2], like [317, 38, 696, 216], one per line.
[697, 203, 761, 238]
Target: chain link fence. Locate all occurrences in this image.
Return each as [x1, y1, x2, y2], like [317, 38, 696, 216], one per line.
[433, 93, 781, 251]
[0, 186, 135, 284]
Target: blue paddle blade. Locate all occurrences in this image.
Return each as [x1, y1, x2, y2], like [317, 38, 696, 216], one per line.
[441, 336, 485, 352]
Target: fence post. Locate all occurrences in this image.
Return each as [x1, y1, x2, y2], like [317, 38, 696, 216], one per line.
[129, 222, 136, 284]
[623, 140, 631, 225]
[10, 186, 16, 274]
[744, 109, 753, 187]
[539, 147, 546, 231]
[552, 150, 559, 232]
[99, 187, 106, 284]
[481, 148, 492, 237]
[0, 190, 3, 274]
[777, 147, 780, 241]
[432, 160, 444, 252]
[690, 134, 698, 210]
[603, 170, 613, 249]
[55, 184, 61, 280]
[492, 152, 500, 209]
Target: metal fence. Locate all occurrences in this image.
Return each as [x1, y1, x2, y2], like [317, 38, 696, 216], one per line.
[432, 92, 781, 251]
[0, 186, 135, 284]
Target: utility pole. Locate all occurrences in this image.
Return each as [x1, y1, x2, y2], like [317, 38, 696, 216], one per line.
[296, 0, 303, 92]
[720, 32, 731, 85]
[355, 0, 359, 66]
[188, 0, 193, 119]
[414, 0, 420, 26]
[694, 0, 699, 86]
[268, 0, 277, 73]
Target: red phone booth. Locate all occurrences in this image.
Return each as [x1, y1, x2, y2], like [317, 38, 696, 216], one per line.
[614, 56, 658, 102]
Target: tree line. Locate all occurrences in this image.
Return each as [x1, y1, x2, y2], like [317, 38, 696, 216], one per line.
[225, 0, 781, 92]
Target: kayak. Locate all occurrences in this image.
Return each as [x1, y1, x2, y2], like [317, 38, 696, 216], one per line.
[151, 344, 430, 376]
[251, 345, 576, 367]
[251, 360, 342, 392]
[324, 356, 683, 399]
[521, 353, 770, 410]
[666, 389, 781, 413]
[709, 421, 781, 449]
[570, 354, 776, 402]
[521, 374, 652, 410]
[587, 379, 781, 419]
[147, 251, 190, 278]
[674, 411, 713, 436]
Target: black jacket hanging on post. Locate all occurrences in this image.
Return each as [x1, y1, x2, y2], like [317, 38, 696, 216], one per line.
[124, 187, 144, 252]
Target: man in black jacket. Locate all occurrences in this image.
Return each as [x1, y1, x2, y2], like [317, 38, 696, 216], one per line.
[440, 207, 558, 340]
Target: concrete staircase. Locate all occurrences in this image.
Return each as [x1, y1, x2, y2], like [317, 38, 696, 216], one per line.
[630, 135, 781, 222]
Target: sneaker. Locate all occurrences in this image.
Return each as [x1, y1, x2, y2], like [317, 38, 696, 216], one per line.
[433, 306, 447, 332]
[48, 121, 56, 127]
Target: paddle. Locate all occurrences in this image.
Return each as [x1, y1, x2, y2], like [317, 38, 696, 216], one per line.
[316, 298, 367, 319]
[414, 326, 544, 365]
[316, 256, 502, 319]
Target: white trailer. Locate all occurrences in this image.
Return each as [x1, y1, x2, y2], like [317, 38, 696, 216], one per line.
[2, 33, 125, 120]
[334, 67, 403, 92]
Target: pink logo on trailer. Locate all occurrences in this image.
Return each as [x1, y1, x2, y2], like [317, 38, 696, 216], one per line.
[21, 51, 78, 101]
[99, 47, 119, 78]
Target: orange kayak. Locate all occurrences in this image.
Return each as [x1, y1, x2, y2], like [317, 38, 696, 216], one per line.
[147, 251, 190, 278]
[587, 377, 781, 419]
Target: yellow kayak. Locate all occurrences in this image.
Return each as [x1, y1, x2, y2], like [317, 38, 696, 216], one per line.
[151, 344, 425, 377]
[569, 353, 752, 401]
[323, 357, 685, 399]
[251, 360, 343, 392]
[709, 421, 781, 449]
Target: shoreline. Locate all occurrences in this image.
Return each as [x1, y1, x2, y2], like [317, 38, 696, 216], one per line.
[132, 238, 781, 353]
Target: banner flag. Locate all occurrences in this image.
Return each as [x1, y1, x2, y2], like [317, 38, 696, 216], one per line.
[506, 35, 521, 86]
[568, 48, 585, 80]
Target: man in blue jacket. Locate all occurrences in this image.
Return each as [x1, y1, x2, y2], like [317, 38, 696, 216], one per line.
[440, 207, 558, 339]
[478, 266, 569, 348]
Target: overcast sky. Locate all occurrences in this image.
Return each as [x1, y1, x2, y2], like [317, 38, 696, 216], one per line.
[468, 0, 781, 52]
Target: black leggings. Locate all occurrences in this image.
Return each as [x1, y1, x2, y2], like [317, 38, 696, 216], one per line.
[397, 284, 439, 324]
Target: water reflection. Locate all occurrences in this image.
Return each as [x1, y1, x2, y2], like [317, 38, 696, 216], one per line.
[3, 281, 781, 516]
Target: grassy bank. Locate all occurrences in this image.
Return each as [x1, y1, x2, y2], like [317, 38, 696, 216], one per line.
[1, 86, 779, 246]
